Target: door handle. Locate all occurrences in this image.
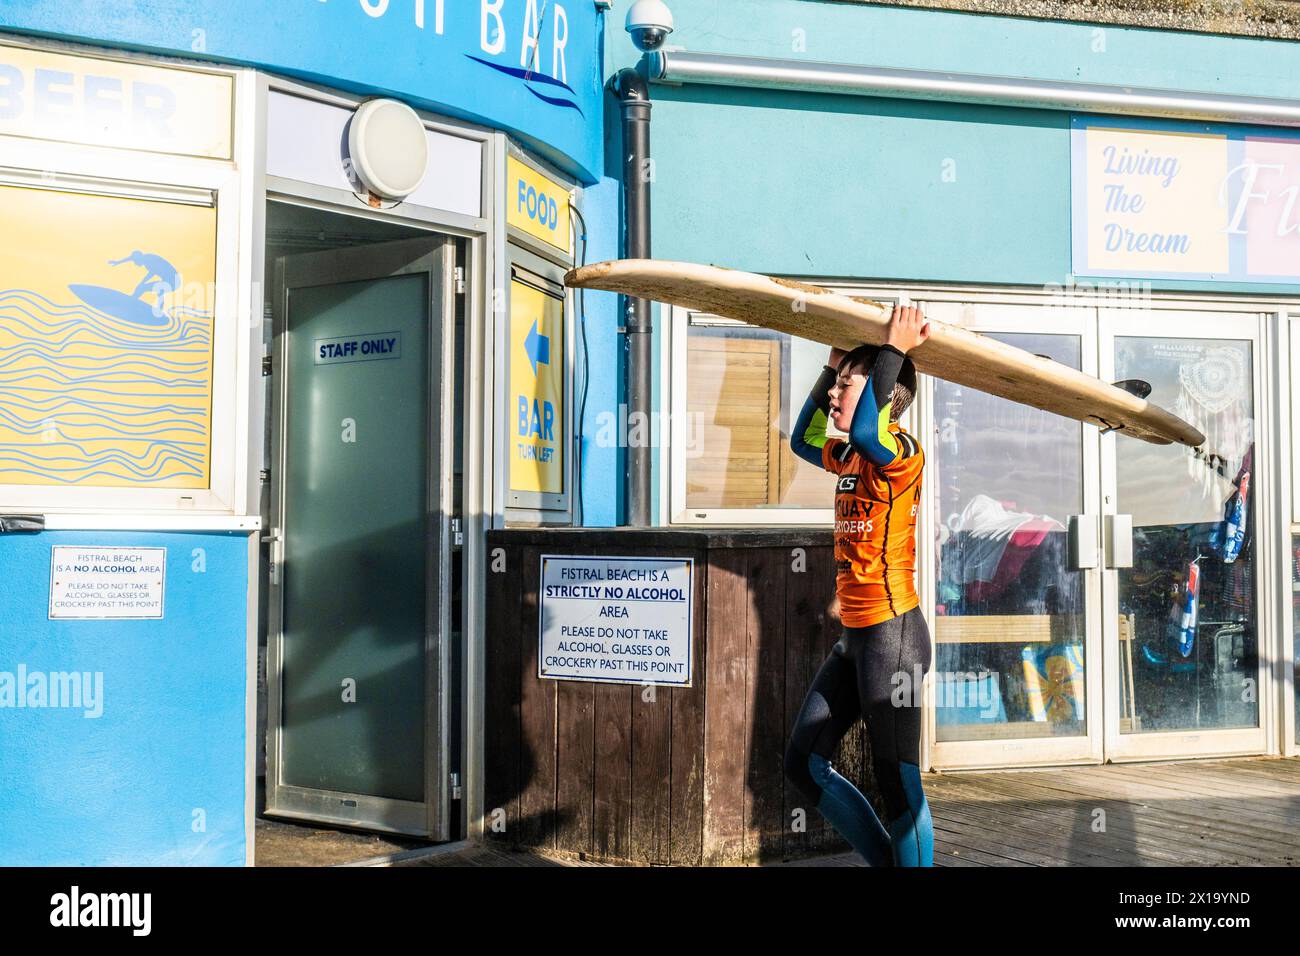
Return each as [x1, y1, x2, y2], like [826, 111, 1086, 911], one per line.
[261, 528, 283, 585]
[1067, 514, 1099, 570]
[1105, 514, 1134, 569]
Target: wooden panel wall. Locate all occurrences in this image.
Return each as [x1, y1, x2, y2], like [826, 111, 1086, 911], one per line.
[484, 540, 874, 865]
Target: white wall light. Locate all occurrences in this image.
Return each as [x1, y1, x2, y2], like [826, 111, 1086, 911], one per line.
[346, 98, 430, 202]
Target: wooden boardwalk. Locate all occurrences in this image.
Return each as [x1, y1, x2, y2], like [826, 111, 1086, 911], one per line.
[394, 844, 611, 867]
[781, 755, 1300, 867]
[274, 755, 1300, 866]
[255, 817, 428, 867]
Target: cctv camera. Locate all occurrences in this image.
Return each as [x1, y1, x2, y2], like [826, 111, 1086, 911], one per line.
[626, 0, 674, 52]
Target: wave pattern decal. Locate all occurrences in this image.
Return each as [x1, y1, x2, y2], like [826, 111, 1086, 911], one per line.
[0, 290, 213, 487]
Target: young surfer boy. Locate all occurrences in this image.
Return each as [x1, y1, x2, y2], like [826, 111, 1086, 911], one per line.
[784, 305, 934, 867]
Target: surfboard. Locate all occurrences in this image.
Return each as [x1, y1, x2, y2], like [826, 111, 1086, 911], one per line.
[69, 284, 170, 327]
[564, 259, 1204, 447]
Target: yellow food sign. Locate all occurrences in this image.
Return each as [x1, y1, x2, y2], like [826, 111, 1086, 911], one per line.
[507, 156, 572, 256]
[509, 278, 564, 495]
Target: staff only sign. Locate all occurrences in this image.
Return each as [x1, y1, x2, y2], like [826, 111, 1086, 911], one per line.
[538, 555, 694, 686]
[1072, 117, 1300, 282]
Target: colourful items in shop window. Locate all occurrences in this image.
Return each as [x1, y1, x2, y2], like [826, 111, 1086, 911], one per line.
[1220, 470, 1249, 564]
[1211, 449, 1251, 564]
[1178, 558, 1202, 658]
[933, 671, 1007, 726]
[1021, 643, 1085, 723]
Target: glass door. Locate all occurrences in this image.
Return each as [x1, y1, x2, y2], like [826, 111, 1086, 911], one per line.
[924, 301, 1104, 768]
[1099, 308, 1267, 760]
[266, 235, 455, 837]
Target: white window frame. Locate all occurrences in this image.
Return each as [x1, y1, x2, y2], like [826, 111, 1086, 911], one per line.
[1285, 312, 1300, 757]
[0, 136, 244, 514]
[665, 286, 907, 526]
[665, 277, 1300, 764]
[669, 280, 1299, 761]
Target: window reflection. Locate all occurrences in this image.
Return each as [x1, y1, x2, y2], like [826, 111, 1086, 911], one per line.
[684, 322, 837, 510]
[1115, 337, 1257, 734]
[1292, 537, 1300, 731]
[933, 333, 1087, 741]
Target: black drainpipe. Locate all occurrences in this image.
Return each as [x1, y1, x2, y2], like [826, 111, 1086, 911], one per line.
[612, 67, 652, 527]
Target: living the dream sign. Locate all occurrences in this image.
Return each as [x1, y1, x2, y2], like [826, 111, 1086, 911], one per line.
[1071, 116, 1300, 283]
[538, 554, 693, 686]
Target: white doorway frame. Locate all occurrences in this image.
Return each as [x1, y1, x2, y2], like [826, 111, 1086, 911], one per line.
[1098, 306, 1274, 762]
[253, 71, 500, 843]
[919, 300, 1106, 770]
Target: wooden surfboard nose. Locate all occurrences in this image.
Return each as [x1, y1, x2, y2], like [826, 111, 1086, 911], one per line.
[565, 258, 1206, 449]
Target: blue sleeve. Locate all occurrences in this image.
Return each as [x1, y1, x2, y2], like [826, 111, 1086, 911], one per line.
[790, 365, 837, 468]
[847, 345, 906, 467]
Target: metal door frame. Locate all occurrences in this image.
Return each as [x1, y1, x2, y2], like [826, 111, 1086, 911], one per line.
[265, 233, 456, 837]
[921, 301, 1106, 770]
[1098, 306, 1273, 762]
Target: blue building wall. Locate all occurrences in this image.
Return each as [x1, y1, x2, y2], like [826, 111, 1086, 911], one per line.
[576, 173, 624, 527]
[0, 531, 249, 866]
[587, 0, 1300, 520]
[604, 0, 1300, 291]
[0, 0, 606, 182]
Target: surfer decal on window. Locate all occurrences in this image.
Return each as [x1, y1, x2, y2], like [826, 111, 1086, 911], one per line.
[0, 184, 217, 489]
[77, 250, 184, 326]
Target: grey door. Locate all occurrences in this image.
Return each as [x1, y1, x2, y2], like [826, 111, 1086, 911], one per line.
[267, 236, 454, 838]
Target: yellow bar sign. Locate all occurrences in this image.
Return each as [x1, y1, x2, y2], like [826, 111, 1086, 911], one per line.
[507, 156, 572, 256]
[509, 278, 565, 495]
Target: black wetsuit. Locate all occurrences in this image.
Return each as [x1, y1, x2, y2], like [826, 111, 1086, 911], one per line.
[784, 347, 935, 867]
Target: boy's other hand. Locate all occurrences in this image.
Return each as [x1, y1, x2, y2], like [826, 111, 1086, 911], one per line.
[886, 305, 931, 353]
[827, 346, 847, 368]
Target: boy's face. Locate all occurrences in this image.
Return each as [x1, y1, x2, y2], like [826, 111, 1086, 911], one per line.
[828, 362, 868, 433]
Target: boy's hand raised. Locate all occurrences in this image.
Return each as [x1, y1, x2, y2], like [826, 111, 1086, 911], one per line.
[886, 305, 931, 354]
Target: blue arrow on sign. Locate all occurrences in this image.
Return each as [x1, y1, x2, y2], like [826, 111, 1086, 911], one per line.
[525, 319, 550, 375]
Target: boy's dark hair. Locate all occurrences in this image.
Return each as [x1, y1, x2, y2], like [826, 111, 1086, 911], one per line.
[837, 345, 917, 421]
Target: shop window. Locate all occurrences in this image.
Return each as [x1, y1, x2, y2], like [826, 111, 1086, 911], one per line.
[0, 183, 216, 489]
[0, 168, 238, 514]
[932, 332, 1086, 741]
[673, 314, 843, 519]
[1293, 535, 1300, 740]
[671, 302, 907, 522]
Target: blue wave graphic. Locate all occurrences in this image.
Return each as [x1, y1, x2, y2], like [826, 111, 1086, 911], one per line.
[465, 55, 585, 117]
[0, 288, 214, 486]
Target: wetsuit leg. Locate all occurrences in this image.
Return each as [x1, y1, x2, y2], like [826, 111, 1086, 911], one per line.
[784, 638, 893, 866]
[850, 607, 934, 867]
